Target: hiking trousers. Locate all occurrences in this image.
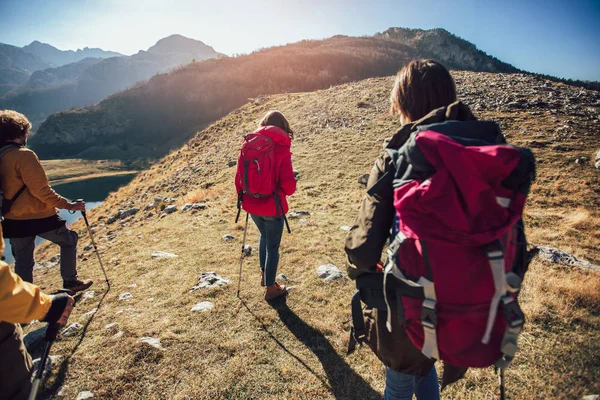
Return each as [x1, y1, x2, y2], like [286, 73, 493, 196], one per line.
[250, 214, 284, 286]
[0, 322, 32, 400]
[384, 366, 439, 400]
[10, 224, 78, 283]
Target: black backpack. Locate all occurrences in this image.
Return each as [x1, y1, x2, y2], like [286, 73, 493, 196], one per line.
[0, 143, 26, 220]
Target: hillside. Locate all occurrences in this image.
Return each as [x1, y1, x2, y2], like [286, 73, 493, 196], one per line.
[28, 27, 519, 160]
[26, 71, 600, 399]
[0, 35, 221, 129]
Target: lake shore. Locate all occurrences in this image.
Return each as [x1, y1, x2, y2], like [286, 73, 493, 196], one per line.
[41, 158, 139, 185]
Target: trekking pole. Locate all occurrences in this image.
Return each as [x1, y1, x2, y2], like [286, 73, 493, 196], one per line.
[81, 210, 110, 288]
[237, 212, 249, 297]
[28, 322, 60, 400]
[499, 367, 505, 400]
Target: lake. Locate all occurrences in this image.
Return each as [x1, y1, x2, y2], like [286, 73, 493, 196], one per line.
[2, 173, 136, 264]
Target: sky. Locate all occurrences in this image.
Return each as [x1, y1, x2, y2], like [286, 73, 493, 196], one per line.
[1, 0, 599, 81]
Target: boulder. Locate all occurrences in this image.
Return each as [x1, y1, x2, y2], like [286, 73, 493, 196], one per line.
[189, 272, 231, 291]
[191, 301, 214, 312]
[538, 246, 600, 273]
[316, 264, 346, 281]
[164, 205, 177, 214]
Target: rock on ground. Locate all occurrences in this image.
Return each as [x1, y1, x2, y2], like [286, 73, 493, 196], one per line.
[164, 205, 178, 214]
[340, 225, 352, 231]
[181, 203, 206, 211]
[243, 244, 252, 256]
[76, 391, 94, 400]
[316, 264, 346, 281]
[119, 292, 133, 301]
[191, 301, 214, 312]
[138, 337, 164, 350]
[538, 246, 600, 273]
[595, 150, 600, 169]
[82, 290, 95, 301]
[223, 234, 235, 242]
[62, 323, 83, 337]
[151, 251, 178, 259]
[189, 272, 231, 291]
[288, 210, 310, 219]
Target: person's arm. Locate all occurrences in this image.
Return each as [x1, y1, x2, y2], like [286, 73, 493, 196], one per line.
[345, 152, 396, 279]
[0, 263, 73, 324]
[16, 150, 72, 210]
[278, 149, 296, 196]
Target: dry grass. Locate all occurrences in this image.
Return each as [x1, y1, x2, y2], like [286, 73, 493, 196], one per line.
[27, 73, 600, 399]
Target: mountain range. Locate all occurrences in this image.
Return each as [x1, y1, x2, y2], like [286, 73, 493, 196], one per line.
[0, 41, 121, 97]
[0, 35, 222, 128]
[27, 28, 519, 161]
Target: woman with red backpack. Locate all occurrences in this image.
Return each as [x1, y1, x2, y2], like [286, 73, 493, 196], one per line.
[345, 60, 517, 399]
[235, 111, 296, 301]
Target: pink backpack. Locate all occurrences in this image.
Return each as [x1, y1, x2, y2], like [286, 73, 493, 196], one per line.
[384, 130, 535, 368]
[236, 133, 278, 199]
[350, 127, 536, 375]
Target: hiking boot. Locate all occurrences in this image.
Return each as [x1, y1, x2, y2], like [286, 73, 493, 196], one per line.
[63, 278, 93, 293]
[260, 270, 265, 287]
[265, 282, 286, 301]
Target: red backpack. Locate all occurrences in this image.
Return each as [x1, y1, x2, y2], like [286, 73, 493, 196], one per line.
[234, 132, 291, 233]
[351, 128, 536, 374]
[237, 133, 278, 199]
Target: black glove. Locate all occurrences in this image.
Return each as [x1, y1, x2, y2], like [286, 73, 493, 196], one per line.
[41, 293, 70, 324]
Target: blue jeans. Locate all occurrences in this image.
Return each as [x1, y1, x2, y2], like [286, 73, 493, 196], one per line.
[384, 366, 439, 400]
[250, 214, 284, 286]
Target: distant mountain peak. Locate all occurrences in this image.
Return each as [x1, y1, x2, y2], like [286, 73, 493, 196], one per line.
[147, 34, 215, 56]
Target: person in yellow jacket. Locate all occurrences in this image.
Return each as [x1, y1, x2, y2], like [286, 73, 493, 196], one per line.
[0, 230, 74, 400]
[0, 110, 92, 292]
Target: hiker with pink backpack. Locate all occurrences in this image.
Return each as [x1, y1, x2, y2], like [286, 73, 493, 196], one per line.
[235, 111, 296, 301]
[345, 60, 537, 400]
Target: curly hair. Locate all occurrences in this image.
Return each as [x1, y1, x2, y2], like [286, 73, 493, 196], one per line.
[390, 59, 457, 123]
[0, 110, 31, 141]
[259, 110, 294, 140]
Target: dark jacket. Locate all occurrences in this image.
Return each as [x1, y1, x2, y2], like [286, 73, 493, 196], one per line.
[344, 101, 506, 386]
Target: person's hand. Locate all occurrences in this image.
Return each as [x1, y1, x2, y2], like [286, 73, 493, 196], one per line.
[57, 295, 75, 325]
[69, 200, 86, 212]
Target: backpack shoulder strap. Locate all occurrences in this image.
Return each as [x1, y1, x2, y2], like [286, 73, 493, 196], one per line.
[0, 144, 27, 213]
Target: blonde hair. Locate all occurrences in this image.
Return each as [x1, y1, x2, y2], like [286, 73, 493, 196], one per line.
[259, 110, 294, 139]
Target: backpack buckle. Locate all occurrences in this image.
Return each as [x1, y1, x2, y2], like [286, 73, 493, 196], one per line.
[421, 299, 437, 329]
[501, 296, 524, 328]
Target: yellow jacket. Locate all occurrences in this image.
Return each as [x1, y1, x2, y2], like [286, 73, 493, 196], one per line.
[0, 262, 52, 324]
[0, 223, 52, 323]
[0, 146, 73, 220]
